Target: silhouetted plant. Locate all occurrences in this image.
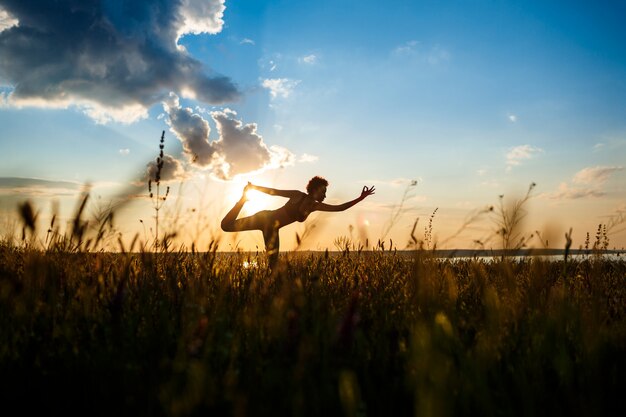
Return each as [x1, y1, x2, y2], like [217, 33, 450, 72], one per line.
[148, 131, 170, 251]
[492, 182, 536, 253]
[17, 200, 37, 241]
[424, 207, 438, 250]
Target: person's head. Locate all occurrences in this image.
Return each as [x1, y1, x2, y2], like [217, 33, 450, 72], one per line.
[306, 176, 328, 201]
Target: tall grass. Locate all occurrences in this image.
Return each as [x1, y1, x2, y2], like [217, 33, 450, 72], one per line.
[0, 239, 624, 416]
[2, 175, 625, 416]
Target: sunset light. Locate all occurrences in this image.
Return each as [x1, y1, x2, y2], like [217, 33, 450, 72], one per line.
[1, 1, 625, 415]
[1, 0, 625, 252]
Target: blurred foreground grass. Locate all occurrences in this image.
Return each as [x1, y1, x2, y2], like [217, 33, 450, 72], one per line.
[1, 242, 625, 416]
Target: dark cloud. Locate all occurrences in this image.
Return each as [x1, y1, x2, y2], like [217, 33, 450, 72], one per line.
[163, 94, 294, 180]
[145, 153, 187, 183]
[163, 94, 215, 166]
[0, 0, 238, 122]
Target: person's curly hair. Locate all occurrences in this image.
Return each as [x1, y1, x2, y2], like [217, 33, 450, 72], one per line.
[306, 176, 329, 194]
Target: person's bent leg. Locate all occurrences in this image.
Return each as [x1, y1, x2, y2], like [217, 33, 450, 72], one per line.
[221, 196, 247, 232]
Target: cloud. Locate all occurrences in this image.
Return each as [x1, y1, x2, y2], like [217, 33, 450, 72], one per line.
[545, 182, 605, 200]
[119, 148, 130, 156]
[508, 114, 517, 122]
[543, 166, 623, 200]
[393, 40, 419, 56]
[0, 0, 239, 123]
[299, 153, 319, 163]
[299, 54, 317, 65]
[506, 145, 543, 170]
[163, 94, 294, 180]
[393, 41, 450, 65]
[175, 0, 225, 42]
[0, 6, 18, 31]
[163, 93, 215, 166]
[0, 176, 80, 197]
[240, 38, 255, 45]
[262, 78, 300, 99]
[145, 154, 187, 183]
[572, 166, 623, 185]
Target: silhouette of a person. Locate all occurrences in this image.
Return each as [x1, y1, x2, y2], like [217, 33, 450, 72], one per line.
[221, 176, 375, 269]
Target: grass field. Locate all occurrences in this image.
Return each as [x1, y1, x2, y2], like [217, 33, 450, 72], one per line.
[1, 239, 625, 416]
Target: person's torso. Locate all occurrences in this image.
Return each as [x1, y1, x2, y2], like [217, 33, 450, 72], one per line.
[283, 193, 314, 222]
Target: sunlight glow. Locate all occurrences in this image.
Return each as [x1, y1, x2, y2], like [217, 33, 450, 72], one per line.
[242, 260, 259, 269]
[225, 181, 274, 216]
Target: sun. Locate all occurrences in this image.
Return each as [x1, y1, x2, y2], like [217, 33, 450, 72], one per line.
[226, 181, 273, 216]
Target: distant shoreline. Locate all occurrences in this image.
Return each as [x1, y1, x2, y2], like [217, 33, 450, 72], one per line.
[218, 248, 625, 258]
[45, 248, 624, 257]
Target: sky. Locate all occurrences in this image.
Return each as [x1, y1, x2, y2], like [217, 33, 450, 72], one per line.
[1, 0, 625, 251]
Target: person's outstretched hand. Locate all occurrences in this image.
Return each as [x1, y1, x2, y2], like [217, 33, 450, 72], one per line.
[360, 185, 375, 200]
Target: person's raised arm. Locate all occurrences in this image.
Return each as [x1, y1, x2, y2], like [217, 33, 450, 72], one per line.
[314, 186, 375, 212]
[247, 182, 302, 199]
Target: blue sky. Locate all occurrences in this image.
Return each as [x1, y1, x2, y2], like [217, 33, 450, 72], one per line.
[1, 0, 625, 250]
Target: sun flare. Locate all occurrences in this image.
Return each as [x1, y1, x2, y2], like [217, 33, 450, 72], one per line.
[226, 182, 274, 216]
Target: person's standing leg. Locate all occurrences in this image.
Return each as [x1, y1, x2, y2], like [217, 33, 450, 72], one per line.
[263, 220, 280, 270]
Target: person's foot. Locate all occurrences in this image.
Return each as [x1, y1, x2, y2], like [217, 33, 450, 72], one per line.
[241, 182, 252, 202]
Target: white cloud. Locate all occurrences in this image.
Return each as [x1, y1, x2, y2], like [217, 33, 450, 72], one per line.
[262, 78, 300, 99]
[593, 143, 604, 151]
[572, 166, 623, 185]
[506, 145, 543, 170]
[175, 0, 226, 43]
[0, 177, 80, 198]
[543, 166, 623, 200]
[119, 149, 130, 156]
[240, 38, 255, 45]
[0, 7, 18, 32]
[508, 114, 517, 122]
[299, 153, 319, 163]
[163, 94, 295, 180]
[82, 102, 149, 125]
[269, 145, 296, 169]
[299, 54, 318, 64]
[544, 182, 605, 200]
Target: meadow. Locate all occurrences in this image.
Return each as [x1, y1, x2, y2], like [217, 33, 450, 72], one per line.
[1, 236, 625, 416]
